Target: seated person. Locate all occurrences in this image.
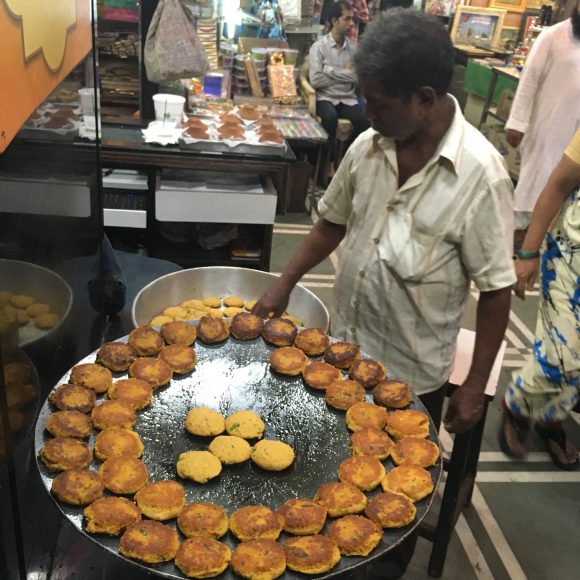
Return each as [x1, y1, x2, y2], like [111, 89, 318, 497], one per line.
[309, 0, 370, 183]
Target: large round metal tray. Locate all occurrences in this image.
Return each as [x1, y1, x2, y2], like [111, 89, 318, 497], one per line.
[131, 267, 330, 331]
[0, 258, 73, 347]
[35, 333, 442, 579]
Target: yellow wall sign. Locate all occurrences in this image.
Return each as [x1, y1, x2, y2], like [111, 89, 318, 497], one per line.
[0, 0, 92, 153]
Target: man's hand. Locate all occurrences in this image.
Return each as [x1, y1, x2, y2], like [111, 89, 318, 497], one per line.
[513, 257, 540, 300]
[506, 129, 524, 148]
[252, 280, 292, 319]
[443, 379, 486, 433]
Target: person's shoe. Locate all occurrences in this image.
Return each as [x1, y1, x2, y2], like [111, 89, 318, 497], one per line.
[499, 408, 531, 459]
[535, 423, 579, 471]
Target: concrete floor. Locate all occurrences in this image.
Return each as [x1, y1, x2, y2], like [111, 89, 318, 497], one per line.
[271, 211, 580, 580]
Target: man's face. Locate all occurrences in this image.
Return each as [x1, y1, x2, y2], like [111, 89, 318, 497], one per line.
[332, 9, 354, 37]
[359, 76, 423, 141]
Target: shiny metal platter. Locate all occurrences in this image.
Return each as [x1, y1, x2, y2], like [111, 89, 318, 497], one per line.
[35, 333, 442, 579]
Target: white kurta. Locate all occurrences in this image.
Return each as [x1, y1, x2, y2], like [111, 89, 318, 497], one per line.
[506, 19, 580, 214]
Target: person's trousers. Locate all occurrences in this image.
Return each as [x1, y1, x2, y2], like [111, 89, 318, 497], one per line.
[366, 382, 448, 580]
[315, 100, 369, 179]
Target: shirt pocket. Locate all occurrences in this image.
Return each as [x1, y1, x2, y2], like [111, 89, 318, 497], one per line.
[377, 207, 444, 282]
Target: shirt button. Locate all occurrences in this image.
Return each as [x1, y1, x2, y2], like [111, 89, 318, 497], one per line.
[359, 271, 365, 278]
[354, 301, 359, 308]
[350, 327, 356, 333]
[386, 206, 394, 212]
[373, 238, 380, 244]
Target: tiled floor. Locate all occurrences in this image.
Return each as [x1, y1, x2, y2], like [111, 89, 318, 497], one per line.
[271, 211, 580, 580]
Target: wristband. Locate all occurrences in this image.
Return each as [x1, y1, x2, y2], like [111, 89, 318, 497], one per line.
[516, 250, 540, 260]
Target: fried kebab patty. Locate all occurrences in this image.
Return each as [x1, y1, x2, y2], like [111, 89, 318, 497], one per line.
[276, 498, 327, 535]
[365, 491, 417, 528]
[45, 410, 93, 439]
[159, 344, 197, 374]
[175, 537, 232, 578]
[91, 400, 136, 431]
[128, 357, 173, 388]
[84, 496, 142, 535]
[177, 502, 229, 539]
[99, 456, 149, 494]
[327, 515, 383, 556]
[231, 312, 264, 341]
[39, 436, 93, 471]
[134, 480, 186, 521]
[229, 505, 282, 541]
[107, 378, 153, 410]
[70, 363, 112, 393]
[120, 520, 179, 564]
[262, 318, 297, 347]
[128, 327, 164, 356]
[294, 328, 330, 356]
[160, 320, 197, 346]
[51, 468, 104, 506]
[94, 428, 144, 460]
[338, 455, 386, 491]
[284, 535, 341, 574]
[96, 342, 136, 372]
[269, 346, 308, 376]
[303, 361, 342, 390]
[348, 358, 387, 389]
[231, 539, 286, 580]
[49, 383, 96, 413]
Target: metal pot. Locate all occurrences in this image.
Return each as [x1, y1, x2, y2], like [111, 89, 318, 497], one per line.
[0, 259, 73, 347]
[131, 266, 329, 330]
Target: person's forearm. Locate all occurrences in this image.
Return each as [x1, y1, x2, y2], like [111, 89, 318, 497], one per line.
[278, 218, 346, 288]
[466, 286, 511, 391]
[521, 155, 580, 252]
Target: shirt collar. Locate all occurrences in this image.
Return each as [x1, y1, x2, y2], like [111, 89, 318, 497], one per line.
[371, 94, 465, 176]
[327, 33, 350, 50]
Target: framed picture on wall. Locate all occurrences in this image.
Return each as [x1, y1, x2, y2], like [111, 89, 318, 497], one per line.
[425, 0, 458, 18]
[489, 0, 527, 12]
[519, 8, 541, 40]
[450, 7, 506, 48]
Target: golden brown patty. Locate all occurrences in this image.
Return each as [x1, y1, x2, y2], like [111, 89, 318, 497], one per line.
[229, 505, 282, 541]
[84, 496, 142, 535]
[35, 312, 59, 329]
[96, 342, 136, 372]
[4, 361, 31, 385]
[303, 361, 342, 390]
[269, 346, 308, 376]
[176, 450, 222, 483]
[338, 456, 386, 491]
[70, 363, 113, 394]
[39, 437, 93, 471]
[325, 379, 365, 411]
[345, 401, 389, 432]
[197, 315, 230, 343]
[294, 328, 330, 356]
[381, 465, 434, 501]
[324, 342, 361, 370]
[51, 468, 104, 505]
[314, 482, 367, 517]
[45, 410, 93, 439]
[372, 380, 412, 409]
[231, 539, 286, 580]
[92, 400, 136, 431]
[185, 407, 226, 437]
[10, 294, 35, 309]
[284, 535, 341, 574]
[365, 491, 417, 528]
[225, 410, 265, 439]
[385, 409, 430, 439]
[327, 515, 383, 556]
[209, 435, 252, 464]
[151, 315, 174, 327]
[160, 320, 197, 346]
[159, 344, 197, 374]
[178, 502, 229, 539]
[94, 428, 144, 460]
[262, 318, 297, 347]
[26, 302, 50, 318]
[349, 358, 387, 389]
[276, 498, 327, 535]
[175, 537, 232, 578]
[128, 327, 164, 357]
[108, 378, 153, 410]
[99, 456, 149, 494]
[223, 295, 245, 308]
[129, 357, 173, 388]
[134, 480, 186, 521]
[49, 383, 96, 413]
[251, 440, 295, 471]
[245, 299, 257, 311]
[350, 428, 394, 460]
[5, 382, 38, 409]
[202, 296, 222, 308]
[120, 520, 179, 564]
[391, 437, 440, 468]
[223, 306, 245, 318]
[231, 312, 264, 340]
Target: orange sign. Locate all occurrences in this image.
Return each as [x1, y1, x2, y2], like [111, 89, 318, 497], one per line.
[0, 0, 92, 153]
